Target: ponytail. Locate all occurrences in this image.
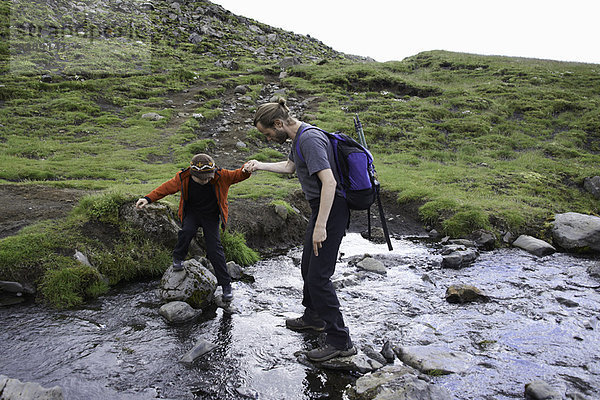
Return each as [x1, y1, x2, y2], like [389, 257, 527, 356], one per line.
[253, 98, 292, 128]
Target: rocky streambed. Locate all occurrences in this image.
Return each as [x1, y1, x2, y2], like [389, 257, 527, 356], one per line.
[1, 233, 599, 399]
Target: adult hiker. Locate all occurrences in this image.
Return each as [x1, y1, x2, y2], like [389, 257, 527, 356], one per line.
[135, 153, 251, 302]
[244, 98, 356, 362]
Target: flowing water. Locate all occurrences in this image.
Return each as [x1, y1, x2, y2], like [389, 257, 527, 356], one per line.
[1, 233, 599, 399]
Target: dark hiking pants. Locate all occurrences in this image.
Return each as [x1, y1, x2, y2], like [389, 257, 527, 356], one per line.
[301, 195, 351, 349]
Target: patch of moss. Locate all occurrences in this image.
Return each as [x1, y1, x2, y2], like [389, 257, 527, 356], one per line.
[39, 264, 108, 309]
[221, 230, 260, 266]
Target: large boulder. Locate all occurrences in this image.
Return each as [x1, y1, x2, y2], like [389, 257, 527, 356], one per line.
[0, 375, 64, 400]
[120, 202, 203, 256]
[120, 203, 180, 248]
[159, 259, 217, 309]
[348, 365, 453, 400]
[394, 345, 473, 375]
[552, 212, 600, 253]
[512, 235, 556, 257]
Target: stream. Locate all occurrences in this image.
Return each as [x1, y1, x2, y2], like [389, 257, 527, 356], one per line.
[1, 233, 599, 399]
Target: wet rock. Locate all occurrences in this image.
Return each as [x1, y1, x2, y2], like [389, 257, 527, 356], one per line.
[362, 345, 389, 366]
[524, 379, 562, 400]
[356, 257, 387, 275]
[159, 259, 217, 309]
[394, 345, 473, 375]
[319, 352, 384, 374]
[440, 245, 478, 269]
[552, 212, 600, 253]
[449, 239, 476, 247]
[555, 296, 579, 308]
[179, 339, 218, 365]
[512, 235, 556, 257]
[566, 391, 590, 400]
[583, 317, 598, 330]
[589, 264, 600, 280]
[348, 365, 453, 400]
[470, 229, 496, 250]
[426, 229, 439, 239]
[381, 341, 396, 363]
[141, 112, 164, 121]
[0, 281, 35, 306]
[333, 275, 360, 289]
[159, 301, 201, 324]
[226, 261, 254, 283]
[361, 227, 386, 244]
[583, 176, 600, 199]
[0, 281, 33, 295]
[503, 231, 516, 244]
[445, 284, 488, 304]
[127, 316, 147, 331]
[226, 261, 243, 280]
[0, 375, 64, 399]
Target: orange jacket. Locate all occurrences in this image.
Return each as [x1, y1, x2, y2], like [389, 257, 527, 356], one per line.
[144, 167, 251, 228]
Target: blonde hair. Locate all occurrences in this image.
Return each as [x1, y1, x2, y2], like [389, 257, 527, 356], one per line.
[253, 98, 293, 128]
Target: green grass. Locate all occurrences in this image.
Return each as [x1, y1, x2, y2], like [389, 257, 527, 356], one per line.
[0, 192, 173, 308]
[221, 230, 260, 266]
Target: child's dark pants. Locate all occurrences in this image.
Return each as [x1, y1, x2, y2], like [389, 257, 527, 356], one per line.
[173, 209, 230, 286]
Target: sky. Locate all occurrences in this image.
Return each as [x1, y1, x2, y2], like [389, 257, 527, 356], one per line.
[210, 0, 600, 65]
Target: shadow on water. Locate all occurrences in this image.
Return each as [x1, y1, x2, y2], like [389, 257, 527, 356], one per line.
[1, 233, 599, 399]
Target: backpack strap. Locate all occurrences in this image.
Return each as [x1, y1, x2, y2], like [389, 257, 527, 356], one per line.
[295, 125, 329, 163]
[295, 125, 348, 191]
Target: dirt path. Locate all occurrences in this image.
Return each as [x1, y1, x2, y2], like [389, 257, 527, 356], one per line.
[0, 185, 89, 239]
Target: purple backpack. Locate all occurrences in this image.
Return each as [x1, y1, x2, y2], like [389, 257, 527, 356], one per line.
[296, 126, 377, 210]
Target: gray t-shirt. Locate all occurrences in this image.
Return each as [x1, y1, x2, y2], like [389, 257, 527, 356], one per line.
[289, 123, 342, 201]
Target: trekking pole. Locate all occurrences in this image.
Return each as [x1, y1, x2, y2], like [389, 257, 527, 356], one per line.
[354, 114, 368, 149]
[354, 115, 372, 240]
[375, 179, 393, 251]
[355, 114, 393, 251]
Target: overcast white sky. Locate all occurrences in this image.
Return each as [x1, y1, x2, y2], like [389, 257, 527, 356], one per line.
[211, 0, 599, 64]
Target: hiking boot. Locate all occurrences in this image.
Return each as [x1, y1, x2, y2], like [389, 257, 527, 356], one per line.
[285, 316, 326, 332]
[307, 344, 357, 362]
[222, 284, 233, 302]
[172, 260, 184, 271]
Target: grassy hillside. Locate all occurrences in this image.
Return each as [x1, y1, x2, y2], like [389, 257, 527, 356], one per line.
[284, 52, 600, 236]
[1, 0, 599, 307]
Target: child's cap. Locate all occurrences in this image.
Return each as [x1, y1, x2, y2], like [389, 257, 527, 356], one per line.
[190, 153, 216, 178]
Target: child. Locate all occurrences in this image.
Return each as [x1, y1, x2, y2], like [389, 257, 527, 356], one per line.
[136, 154, 251, 301]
